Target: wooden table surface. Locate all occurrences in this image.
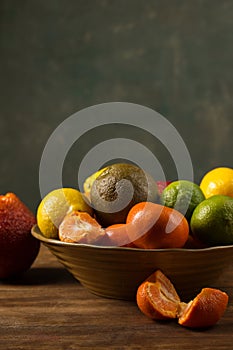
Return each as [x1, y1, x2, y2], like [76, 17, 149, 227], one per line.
[0, 244, 232, 350]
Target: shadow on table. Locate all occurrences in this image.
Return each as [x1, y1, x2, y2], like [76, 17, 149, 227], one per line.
[1, 267, 78, 286]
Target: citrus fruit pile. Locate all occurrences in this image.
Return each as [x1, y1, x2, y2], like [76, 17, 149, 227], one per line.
[37, 163, 189, 248]
[1, 164, 231, 328]
[37, 164, 233, 249]
[137, 270, 228, 329]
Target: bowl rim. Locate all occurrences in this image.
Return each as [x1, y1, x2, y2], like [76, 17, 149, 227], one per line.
[31, 225, 233, 253]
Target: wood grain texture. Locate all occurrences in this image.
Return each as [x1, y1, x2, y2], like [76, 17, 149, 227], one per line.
[0, 245, 232, 349]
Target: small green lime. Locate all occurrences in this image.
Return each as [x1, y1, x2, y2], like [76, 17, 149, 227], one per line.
[190, 195, 233, 246]
[161, 180, 205, 221]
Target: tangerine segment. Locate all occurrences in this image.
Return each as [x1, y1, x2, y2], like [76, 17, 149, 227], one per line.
[137, 281, 180, 320]
[136, 270, 180, 320]
[126, 202, 189, 249]
[59, 211, 105, 244]
[146, 270, 180, 303]
[178, 288, 229, 328]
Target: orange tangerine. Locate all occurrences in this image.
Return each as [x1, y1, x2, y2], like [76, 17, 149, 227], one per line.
[104, 224, 136, 247]
[136, 270, 180, 320]
[178, 288, 229, 328]
[126, 202, 189, 249]
[136, 270, 229, 328]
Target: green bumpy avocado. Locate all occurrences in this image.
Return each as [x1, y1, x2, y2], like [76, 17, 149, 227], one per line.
[90, 163, 159, 227]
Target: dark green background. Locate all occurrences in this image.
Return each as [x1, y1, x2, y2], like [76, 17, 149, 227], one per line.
[0, 0, 232, 212]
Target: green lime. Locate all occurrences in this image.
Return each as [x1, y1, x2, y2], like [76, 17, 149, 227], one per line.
[161, 180, 205, 221]
[190, 195, 233, 246]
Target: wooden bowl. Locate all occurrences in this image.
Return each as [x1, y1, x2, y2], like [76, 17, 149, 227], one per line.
[31, 225, 233, 301]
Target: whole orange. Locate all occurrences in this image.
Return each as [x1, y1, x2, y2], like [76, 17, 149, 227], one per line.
[0, 193, 40, 279]
[126, 202, 189, 249]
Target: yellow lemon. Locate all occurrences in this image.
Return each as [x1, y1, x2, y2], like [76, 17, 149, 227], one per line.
[200, 167, 233, 198]
[37, 188, 92, 239]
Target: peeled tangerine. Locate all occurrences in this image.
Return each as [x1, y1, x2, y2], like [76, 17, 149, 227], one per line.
[136, 270, 181, 320]
[59, 211, 105, 244]
[178, 288, 229, 328]
[136, 270, 228, 328]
